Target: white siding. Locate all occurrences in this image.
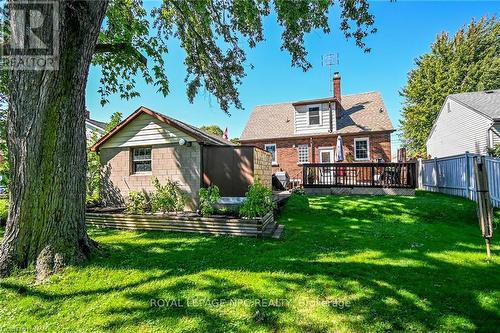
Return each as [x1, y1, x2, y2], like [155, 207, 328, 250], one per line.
[294, 102, 336, 135]
[427, 99, 492, 157]
[492, 123, 500, 147]
[101, 113, 195, 149]
[86, 122, 105, 141]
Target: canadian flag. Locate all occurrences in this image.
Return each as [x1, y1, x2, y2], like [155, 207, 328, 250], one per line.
[223, 127, 228, 140]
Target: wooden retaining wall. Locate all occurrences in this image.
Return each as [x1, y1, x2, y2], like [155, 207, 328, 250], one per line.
[86, 211, 275, 237]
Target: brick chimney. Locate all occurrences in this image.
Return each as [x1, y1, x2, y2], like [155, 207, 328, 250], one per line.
[333, 72, 341, 102]
[333, 72, 342, 118]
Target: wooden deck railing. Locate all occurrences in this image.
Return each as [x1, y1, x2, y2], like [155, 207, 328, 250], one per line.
[302, 162, 417, 188]
[288, 170, 303, 190]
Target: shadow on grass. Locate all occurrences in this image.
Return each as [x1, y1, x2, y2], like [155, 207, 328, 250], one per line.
[1, 191, 499, 331]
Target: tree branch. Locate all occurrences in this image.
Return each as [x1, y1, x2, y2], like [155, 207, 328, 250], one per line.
[94, 43, 147, 66]
[1, 42, 148, 66]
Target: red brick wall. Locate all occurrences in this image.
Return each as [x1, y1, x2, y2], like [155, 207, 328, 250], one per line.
[242, 132, 392, 180]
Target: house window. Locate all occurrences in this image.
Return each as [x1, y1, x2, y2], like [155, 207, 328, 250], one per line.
[354, 138, 369, 161]
[297, 144, 309, 164]
[308, 106, 321, 125]
[132, 147, 152, 173]
[264, 144, 277, 165]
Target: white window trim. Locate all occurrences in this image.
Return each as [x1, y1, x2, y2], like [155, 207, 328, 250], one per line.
[131, 146, 153, 175]
[318, 147, 334, 163]
[264, 143, 278, 165]
[297, 144, 309, 165]
[308, 104, 322, 126]
[354, 138, 370, 161]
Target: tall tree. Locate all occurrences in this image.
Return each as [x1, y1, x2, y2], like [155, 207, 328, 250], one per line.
[200, 125, 223, 137]
[0, 0, 376, 280]
[230, 137, 241, 145]
[400, 17, 500, 157]
[104, 111, 122, 133]
[0, 0, 108, 281]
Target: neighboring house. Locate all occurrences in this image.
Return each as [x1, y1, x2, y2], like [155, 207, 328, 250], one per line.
[240, 72, 394, 180]
[91, 106, 272, 209]
[426, 90, 500, 158]
[0, 112, 105, 189]
[86, 111, 107, 140]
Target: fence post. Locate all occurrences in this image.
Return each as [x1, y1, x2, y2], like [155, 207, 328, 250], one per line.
[434, 157, 439, 190]
[465, 151, 470, 199]
[473, 156, 494, 258]
[417, 158, 423, 189]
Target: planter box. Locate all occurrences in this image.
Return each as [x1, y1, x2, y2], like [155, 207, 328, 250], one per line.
[86, 211, 276, 238]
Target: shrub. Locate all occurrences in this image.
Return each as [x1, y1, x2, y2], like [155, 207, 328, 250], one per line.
[487, 144, 500, 157]
[151, 178, 187, 213]
[239, 181, 275, 218]
[291, 187, 306, 196]
[86, 192, 100, 207]
[86, 131, 101, 206]
[0, 199, 8, 226]
[199, 185, 220, 217]
[126, 191, 150, 214]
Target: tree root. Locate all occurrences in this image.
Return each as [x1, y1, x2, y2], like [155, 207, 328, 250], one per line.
[0, 253, 14, 278]
[0, 236, 98, 282]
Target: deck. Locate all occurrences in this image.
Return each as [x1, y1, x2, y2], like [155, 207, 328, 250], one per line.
[302, 162, 417, 188]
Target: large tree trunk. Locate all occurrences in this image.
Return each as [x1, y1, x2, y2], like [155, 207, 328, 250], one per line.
[0, 0, 108, 281]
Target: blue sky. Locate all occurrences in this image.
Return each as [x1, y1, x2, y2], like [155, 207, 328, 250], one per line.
[86, 1, 499, 150]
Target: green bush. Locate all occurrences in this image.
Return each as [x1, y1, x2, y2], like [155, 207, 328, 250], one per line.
[239, 181, 275, 218]
[86, 131, 101, 206]
[86, 192, 100, 207]
[0, 199, 8, 226]
[487, 144, 500, 157]
[199, 185, 220, 217]
[126, 191, 150, 214]
[151, 178, 187, 213]
[291, 187, 306, 196]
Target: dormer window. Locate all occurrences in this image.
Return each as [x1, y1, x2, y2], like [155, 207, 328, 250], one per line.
[308, 106, 321, 125]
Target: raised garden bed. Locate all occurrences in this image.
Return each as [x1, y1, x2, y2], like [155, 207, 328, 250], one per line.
[86, 211, 283, 238]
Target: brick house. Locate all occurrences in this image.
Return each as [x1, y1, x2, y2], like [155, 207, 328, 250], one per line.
[240, 73, 394, 181]
[91, 106, 272, 209]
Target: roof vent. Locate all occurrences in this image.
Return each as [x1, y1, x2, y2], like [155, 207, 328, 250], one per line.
[485, 90, 495, 94]
[379, 108, 384, 113]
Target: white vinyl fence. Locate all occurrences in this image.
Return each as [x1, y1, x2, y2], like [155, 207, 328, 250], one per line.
[418, 152, 500, 208]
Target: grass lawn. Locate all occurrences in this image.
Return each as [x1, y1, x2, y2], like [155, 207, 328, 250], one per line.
[0, 191, 499, 332]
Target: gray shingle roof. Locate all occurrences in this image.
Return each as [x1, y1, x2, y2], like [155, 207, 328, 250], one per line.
[448, 89, 500, 120]
[240, 91, 394, 140]
[86, 118, 107, 130]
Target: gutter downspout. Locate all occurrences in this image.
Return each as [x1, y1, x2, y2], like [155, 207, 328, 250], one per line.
[328, 101, 333, 133]
[199, 142, 206, 188]
[310, 137, 314, 163]
[487, 122, 500, 150]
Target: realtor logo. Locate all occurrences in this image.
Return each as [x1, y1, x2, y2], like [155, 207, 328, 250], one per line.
[1, 0, 59, 70]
